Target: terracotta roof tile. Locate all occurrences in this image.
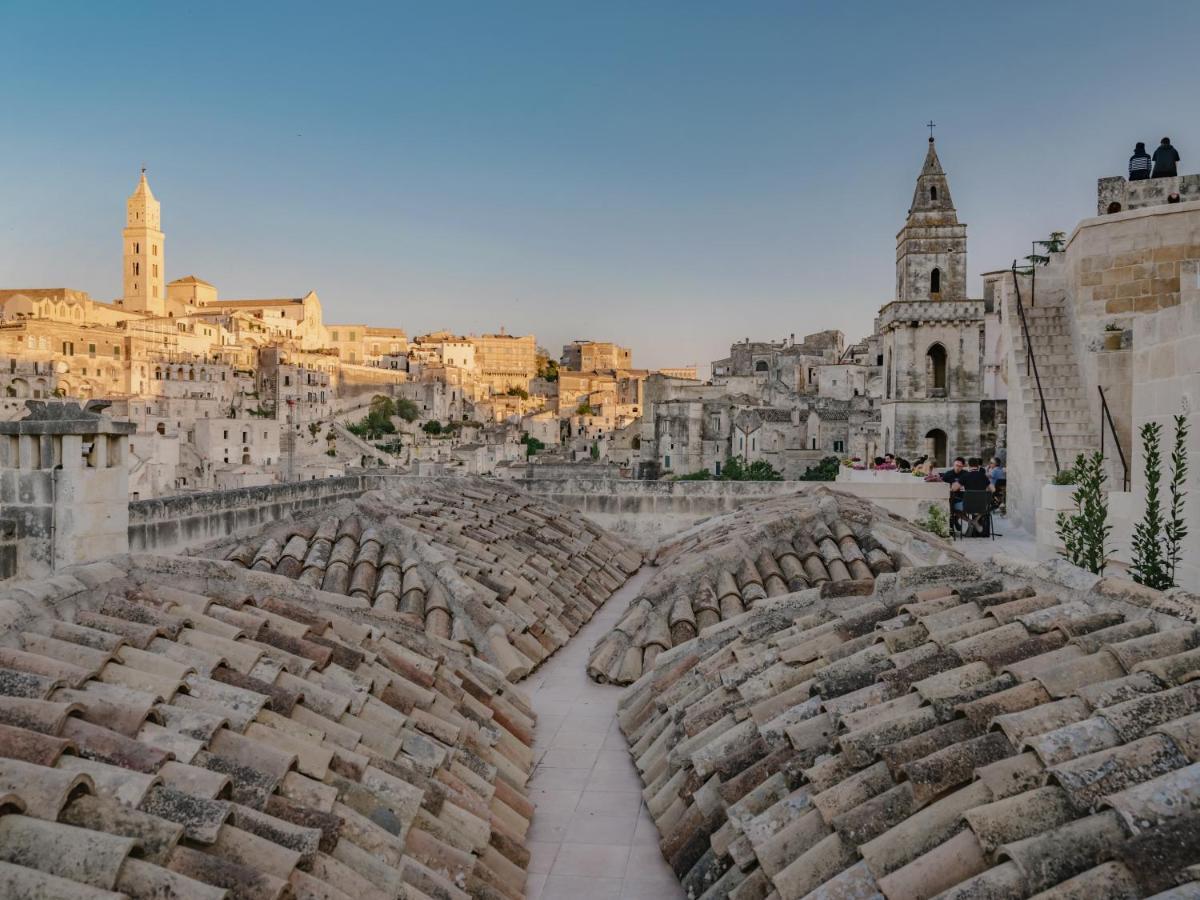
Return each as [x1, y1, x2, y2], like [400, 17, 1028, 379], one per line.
[610, 553, 1200, 898]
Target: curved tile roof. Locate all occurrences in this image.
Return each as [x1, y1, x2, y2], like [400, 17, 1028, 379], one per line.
[0, 552, 543, 900]
[218, 479, 642, 682]
[588, 487, 965, 686]
[614, 559, 1200, 899]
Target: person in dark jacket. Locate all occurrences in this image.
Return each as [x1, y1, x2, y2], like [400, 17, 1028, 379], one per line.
[1129, 142, 1152, 180]
[1152, 137, 1180, 178]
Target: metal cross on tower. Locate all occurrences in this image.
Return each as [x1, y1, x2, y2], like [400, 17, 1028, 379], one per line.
[926, 120, 936, 140]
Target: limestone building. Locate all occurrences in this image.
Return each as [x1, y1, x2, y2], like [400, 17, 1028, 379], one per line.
[561, 339, 632, 372]
[878, 137, 1006, 465]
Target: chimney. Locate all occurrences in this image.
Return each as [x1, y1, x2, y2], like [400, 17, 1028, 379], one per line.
[0, 401, 134, 582]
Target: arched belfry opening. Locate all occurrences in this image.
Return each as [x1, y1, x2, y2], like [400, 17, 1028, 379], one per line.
[930, 185, 938, 201]
[930, 267, 942, 296]
[926, 343, 947, 395]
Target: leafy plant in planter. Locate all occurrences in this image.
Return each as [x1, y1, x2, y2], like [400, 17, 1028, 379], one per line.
[1051, 464, 1077, 486]
[1055, 451, 1111, 574]
[1131, 415, 1190, 589]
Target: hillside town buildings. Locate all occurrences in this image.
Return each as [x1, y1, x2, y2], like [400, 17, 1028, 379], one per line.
[2, 134, 1200, 900]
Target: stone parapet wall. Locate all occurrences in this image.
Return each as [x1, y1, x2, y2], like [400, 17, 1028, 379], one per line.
[1067, 199, 1200, 320]
[877, 299, 984, 327]
[514, 476, 945, 545]
[1098, 173, 1200, 215]
[128, 474, 369, 553]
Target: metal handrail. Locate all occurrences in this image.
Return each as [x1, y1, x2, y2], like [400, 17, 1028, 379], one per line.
[1098, 385, 1130, 491]
[1011, 262, 1060, 473]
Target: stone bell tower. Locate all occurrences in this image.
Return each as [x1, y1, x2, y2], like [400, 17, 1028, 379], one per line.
[123, 169, 165, 315]
[895, 138, 967, 303]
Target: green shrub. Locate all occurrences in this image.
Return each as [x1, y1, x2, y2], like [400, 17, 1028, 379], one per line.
[919, 504, 950, 539]
[799, 456, 840, 482]
[676, 469, 712, 481]
[422, 420, 443, 435]
[394, 397, 419, 422]
[1055, 451, 1111, 574]
[1131, 415, 1190, 589]
[720, 456, 783, 482]
[520, 434, 545, 457]
[1051, 465, 1077, 485]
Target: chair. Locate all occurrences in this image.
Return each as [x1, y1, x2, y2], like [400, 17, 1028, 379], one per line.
[960, 490, 995, 539]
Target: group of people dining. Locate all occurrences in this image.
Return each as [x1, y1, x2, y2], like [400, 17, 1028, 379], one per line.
[941, 456, 1006, 537]
[865, 453, 1006, 538]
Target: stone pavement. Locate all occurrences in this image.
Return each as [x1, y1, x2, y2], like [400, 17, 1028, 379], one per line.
[952, 514, 1040, 564]
[524, 565, 685, 900]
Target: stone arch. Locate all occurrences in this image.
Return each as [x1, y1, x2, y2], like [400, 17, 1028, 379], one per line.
[926, 343, 947, 394]
[1107, 201, 1122, 214]
[9, 379, 28, 398]
[754, 360, 768, 372]
[930, 185, 938, 201]
[925, 428, 948, 468]
[930, 267, 942, 295]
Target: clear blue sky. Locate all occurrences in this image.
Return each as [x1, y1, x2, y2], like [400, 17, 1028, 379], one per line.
[2, 2, 1197, 373]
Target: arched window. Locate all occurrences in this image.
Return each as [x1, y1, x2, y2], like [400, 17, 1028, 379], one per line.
[925, 429, 948, 468]
[1107, 201, 1122, 215]
[930, 267, 942, 295]
[926, 343, 947, 394]
[754, 360, 768, 372]
[930, 186, 938, 201]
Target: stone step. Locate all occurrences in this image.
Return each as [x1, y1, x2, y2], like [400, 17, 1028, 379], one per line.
[1016, 367, 1084, 380]
[1016, 372, 1084, 386]
[1023, 336, 1071, 344]
[1022, 407, 1092, 422]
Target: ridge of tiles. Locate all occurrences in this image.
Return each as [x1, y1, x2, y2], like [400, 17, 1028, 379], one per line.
[222, 479, 642, 682]
[613, 571, 1200, 900]
[0, 572, 540, 900]
[588, 489, 962, 687]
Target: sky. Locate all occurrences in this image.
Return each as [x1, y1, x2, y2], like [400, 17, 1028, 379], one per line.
[2, 2, 1199, 375]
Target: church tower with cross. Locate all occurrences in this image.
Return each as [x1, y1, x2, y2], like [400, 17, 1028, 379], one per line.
[122, 169, 165, 315]
[895, 133, 968, 303]
[878, 131, 1001, 469]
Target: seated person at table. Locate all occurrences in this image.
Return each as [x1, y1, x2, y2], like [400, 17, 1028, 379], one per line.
[954, 458, 994, 534]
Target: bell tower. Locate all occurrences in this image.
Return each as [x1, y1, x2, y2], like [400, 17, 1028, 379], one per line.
[123, 169, 165, 315]
[895, 137, 967, 303]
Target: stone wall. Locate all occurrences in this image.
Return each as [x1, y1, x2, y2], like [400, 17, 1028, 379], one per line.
[1068, 200, 1200, 322]
[1112, 260, 1200, 590]
[1097, 174, 1200, 216]
[128, 475, 369, 554]
[515, 476, 947, 546]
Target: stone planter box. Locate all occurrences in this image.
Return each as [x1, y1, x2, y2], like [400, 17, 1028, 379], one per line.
[1036, 483, 1078, 557]
[1041, 483, 1077, 511]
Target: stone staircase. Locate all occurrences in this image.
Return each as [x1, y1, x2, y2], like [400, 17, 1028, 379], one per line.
[1008, 299, 1098, 482]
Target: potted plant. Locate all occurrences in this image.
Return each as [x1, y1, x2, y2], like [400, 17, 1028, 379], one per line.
[1103, 322, 1123, 351]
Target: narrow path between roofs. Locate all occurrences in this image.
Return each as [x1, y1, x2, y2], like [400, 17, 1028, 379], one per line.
[523, 564, 685, 900]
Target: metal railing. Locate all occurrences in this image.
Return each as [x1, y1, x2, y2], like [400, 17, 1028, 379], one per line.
[1098, 385, 1130, 491]
[1011, 262, 1060, 473]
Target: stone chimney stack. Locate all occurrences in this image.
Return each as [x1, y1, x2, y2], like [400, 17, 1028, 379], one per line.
[0, 401, 135, 582]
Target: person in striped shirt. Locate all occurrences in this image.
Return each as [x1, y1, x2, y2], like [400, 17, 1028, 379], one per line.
[1129, 142, 1152, 181]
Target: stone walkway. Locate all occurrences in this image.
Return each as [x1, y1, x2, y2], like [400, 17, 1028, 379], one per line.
[953, 515, 1039, 564]
[519, 518, 1042, 898]
[524, 565, 684, 900]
